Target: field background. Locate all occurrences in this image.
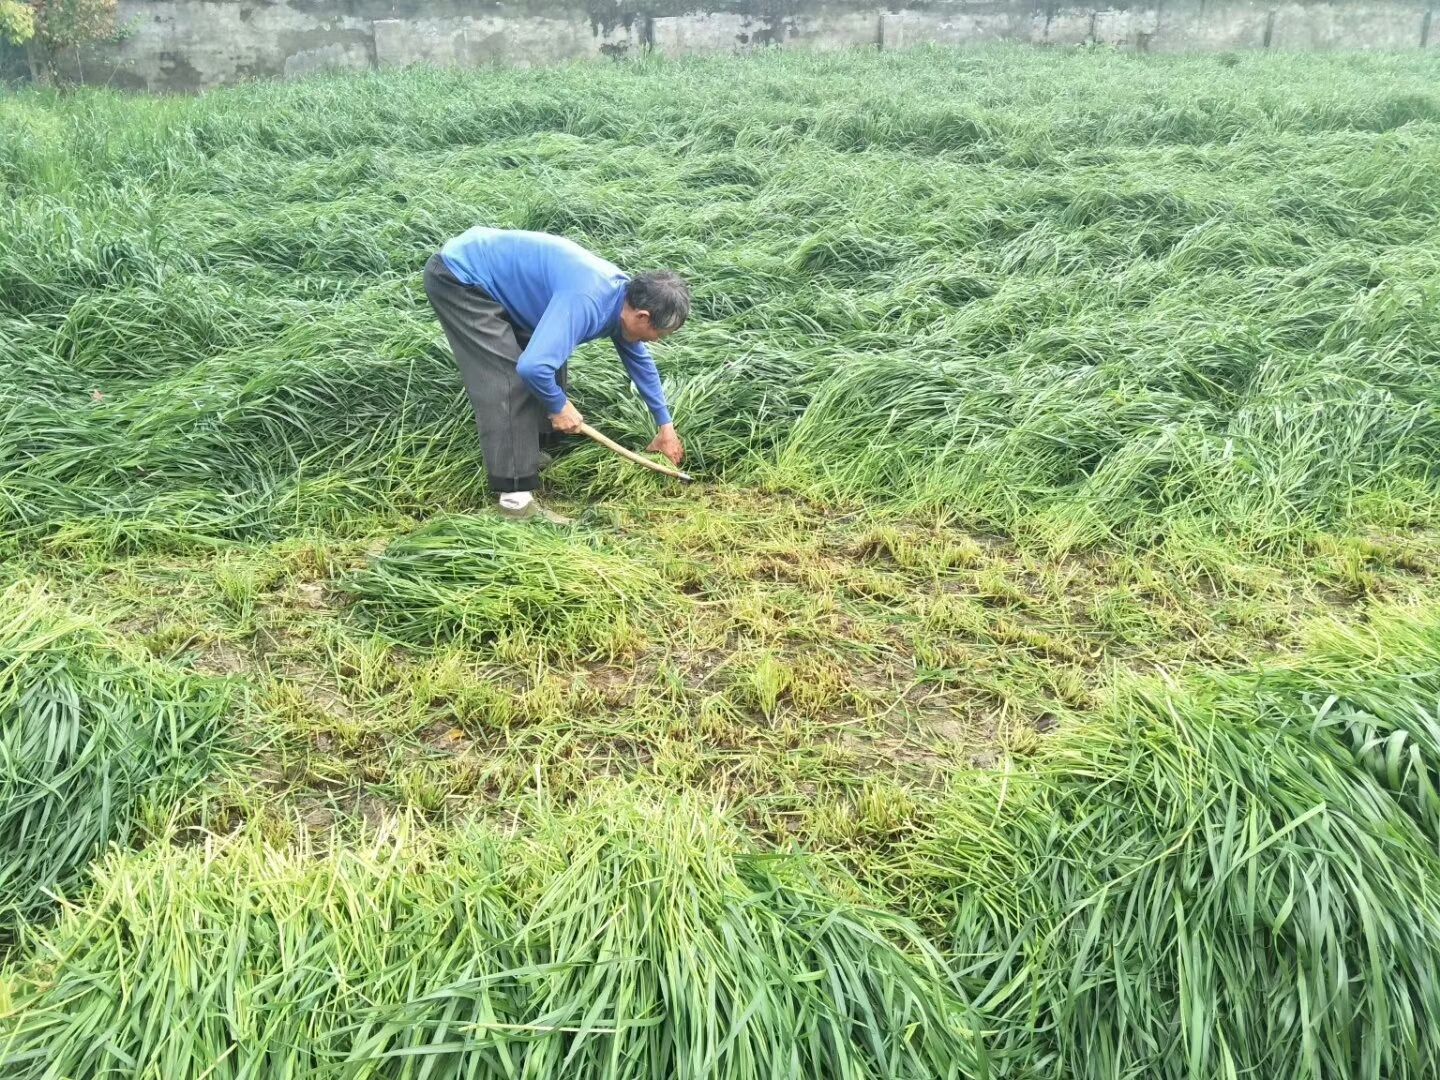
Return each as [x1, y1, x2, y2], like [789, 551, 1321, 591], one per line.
[3, 46, 1440, 1078]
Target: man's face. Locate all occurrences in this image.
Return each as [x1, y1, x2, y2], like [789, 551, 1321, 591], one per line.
[620, 304, 678, 344]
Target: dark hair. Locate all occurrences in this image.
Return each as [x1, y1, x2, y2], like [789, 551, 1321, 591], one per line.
[627, 271, 691, 332]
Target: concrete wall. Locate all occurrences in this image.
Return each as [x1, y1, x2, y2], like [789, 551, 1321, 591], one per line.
[1, 0, 1435, 91]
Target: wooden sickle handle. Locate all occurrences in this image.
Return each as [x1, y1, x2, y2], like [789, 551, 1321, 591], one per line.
[578, 423, 694, 483]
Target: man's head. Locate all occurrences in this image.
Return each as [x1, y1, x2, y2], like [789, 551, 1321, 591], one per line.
[620, 271, 691, 343]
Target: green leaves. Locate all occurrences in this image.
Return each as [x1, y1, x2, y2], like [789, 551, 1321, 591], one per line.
[0, 0, 34, 45]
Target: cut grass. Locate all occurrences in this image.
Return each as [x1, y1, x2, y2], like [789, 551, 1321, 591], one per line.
[0, 796, 976, 1079]
[343, 513, 673, 662]
[17, 488, 1430, 836]
[0, 586, 230, 935]
[3, 598, 1437, 1078]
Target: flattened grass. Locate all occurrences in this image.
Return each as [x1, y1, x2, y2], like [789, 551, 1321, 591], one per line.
[3, 50, 1439, 552]
[0, 587, 230, 934]
[2, 45, 1440, 1080]
[908, 606, 1440, 1079]
[0, 797, 975, 1079]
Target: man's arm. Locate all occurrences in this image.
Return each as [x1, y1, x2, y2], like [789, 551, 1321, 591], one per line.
[517, 295, 595, 432]
[613, 338, 672, 428]
[614, 338, 684, 465]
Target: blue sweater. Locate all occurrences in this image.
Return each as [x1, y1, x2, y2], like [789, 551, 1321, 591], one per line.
[440, 228, 672, 426]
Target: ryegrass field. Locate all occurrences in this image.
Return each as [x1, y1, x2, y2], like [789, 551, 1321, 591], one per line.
[2, 44, 1440, 1078]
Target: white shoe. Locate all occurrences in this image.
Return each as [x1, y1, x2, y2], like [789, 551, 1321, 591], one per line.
[495, 499, 573, 525]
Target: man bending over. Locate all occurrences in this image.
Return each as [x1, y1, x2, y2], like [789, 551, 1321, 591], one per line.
[424, 227, 689, 523]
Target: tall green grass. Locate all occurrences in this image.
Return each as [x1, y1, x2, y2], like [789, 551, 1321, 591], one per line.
[3, 48, 1439, 552]
[0, 587, 230, 934]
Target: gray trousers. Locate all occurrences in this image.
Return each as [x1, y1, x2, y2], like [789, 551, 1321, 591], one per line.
[423, 253, 567, 493]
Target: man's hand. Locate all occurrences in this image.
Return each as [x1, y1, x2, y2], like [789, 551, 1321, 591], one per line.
[647, 423, 685, 467]
[550, 401, 585, 435]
